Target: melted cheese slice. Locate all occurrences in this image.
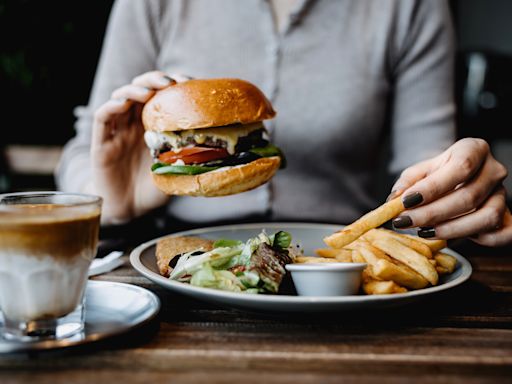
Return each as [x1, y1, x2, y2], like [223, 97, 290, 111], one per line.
[145, 122, 264, 155]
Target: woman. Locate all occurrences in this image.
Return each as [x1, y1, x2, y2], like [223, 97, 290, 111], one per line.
[57, 0, 511, 246]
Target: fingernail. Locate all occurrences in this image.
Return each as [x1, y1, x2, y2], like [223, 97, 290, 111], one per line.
[161, 75, 175, 85]
[418, 227, 436, 238]
[403, 192, 423, 208]
[393, 216, 413, 229]
[386, 190, 398, 202]
[112, 98, 127, 104]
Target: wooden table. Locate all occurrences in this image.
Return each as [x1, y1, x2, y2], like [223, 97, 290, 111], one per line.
[1, 241, 511, 383]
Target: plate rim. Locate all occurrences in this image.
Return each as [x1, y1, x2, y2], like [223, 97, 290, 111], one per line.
[129, 222, 473, 304]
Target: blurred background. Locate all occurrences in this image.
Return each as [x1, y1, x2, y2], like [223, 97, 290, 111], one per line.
[1, 0, 511, 202]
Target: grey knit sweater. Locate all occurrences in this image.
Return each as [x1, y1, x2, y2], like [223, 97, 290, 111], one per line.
[57, 0, 456, 224]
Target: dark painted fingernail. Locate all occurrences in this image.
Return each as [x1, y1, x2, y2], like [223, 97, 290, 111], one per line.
[393, 216, 413, 228]
[386, 190, 398, 202]
[418, 227, 436, 238]
[162, 75, 176, 84]
[403, 192, 423, 208]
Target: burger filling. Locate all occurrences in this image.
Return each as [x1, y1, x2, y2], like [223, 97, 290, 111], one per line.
[145, 122, 286, 175]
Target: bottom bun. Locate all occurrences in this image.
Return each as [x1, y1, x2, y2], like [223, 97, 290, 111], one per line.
[152, 156, 281, 197]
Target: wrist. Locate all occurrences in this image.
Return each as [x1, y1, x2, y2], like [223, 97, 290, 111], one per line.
[83, 181, 135, 225]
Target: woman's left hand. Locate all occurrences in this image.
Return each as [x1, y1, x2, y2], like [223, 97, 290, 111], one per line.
[390, 138, 512, 247]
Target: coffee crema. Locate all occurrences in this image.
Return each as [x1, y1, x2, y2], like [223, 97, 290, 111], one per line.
[0, 204, 100, 262]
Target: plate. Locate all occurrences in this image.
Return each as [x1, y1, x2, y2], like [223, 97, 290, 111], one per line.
[130, 223, 472, 312]
[0, 280, 160, 353]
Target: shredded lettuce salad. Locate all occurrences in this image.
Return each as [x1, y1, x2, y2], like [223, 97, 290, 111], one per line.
[169, 231, 297, 294]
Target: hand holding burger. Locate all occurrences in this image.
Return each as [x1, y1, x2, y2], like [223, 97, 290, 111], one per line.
[90, 73, 283, 223]
[90, 71, 180, 223]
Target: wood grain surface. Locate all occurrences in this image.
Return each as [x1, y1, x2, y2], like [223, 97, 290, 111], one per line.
[1, 241, 511, 384]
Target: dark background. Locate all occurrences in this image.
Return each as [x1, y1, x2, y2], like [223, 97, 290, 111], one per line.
[1, 0, 114, 146]
[1, 0, 511, 191]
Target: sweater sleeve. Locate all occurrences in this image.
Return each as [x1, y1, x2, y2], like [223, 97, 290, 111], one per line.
[55, 0, 163, 191]
[388, 0, 456, 174]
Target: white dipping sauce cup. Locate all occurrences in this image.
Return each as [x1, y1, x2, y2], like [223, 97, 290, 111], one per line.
[285, 263, 367, 296]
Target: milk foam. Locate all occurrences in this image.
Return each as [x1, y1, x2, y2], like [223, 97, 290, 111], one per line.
[0, 252, 91, 321]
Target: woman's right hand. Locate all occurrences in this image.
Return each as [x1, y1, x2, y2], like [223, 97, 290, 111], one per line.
[90, 71, 188, 223]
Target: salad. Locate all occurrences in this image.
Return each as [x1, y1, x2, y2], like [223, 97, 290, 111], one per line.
[169, 231, 298, 293]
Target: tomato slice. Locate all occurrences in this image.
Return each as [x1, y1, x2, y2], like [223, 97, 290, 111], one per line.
[158, 147, 229, 165]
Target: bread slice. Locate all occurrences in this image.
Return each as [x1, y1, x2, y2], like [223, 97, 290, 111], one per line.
[155, 236, 214, 277]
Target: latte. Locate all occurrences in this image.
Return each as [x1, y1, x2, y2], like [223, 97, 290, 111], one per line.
[0, 204, 100, 322]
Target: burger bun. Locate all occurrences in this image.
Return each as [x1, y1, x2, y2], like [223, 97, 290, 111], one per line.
[142, 78, 276, 132]
[152, 156, 281, 197]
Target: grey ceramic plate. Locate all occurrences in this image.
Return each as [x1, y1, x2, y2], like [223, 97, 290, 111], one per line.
[130, 223, 472, 312]
[0, 280, 160, 353]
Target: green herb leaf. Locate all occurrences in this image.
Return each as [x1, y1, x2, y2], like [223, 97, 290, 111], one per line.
[271, 231, 292, 250]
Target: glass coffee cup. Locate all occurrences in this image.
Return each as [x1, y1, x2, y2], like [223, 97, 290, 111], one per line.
[0, 192, 101, 341]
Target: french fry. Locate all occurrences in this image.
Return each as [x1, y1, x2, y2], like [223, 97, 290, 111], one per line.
[342, 240, 365, 251]
[315, 248, 336, 258]
[372, 237, 439, 285]
[357, 246, 384, 280]
[324, 197, 405, 249]
[436, 266, 449, 275]
[336, 253, 353, 263]
[351, 249, 366, 264]
[362, 268, 375, 281]
[403, 234, 447, 253]
[354, 249, 380, 280]
[357, 243, 429, 289]
[361, 269, 407, 295]
[315, 248, 353, 261]
[356, 240, 391, 266]
[434, 252, 457, 274]
[373, 260, 430, 289]
[295, 256, 339, 264]
[362, 278, 408, 295]
[429, 259, 437, 266]
[364, 228, 433, 259]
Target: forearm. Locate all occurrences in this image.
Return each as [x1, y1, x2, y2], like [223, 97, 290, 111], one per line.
[55, 139, 92, 194]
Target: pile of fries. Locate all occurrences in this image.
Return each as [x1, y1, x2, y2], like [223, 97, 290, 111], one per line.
[296, 197, 458, 295]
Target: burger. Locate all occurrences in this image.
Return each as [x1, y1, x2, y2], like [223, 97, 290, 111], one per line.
[142, 78, 285, 196]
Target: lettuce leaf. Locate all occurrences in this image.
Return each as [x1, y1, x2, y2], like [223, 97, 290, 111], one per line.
[152, 163, 220, 175]
[190, 263, 245, 292]
[169, 230, 294, 294]
[213, 239, 244, 248]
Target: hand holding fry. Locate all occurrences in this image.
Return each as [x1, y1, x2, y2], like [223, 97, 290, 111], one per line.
[318, 196, 459, 295]
[390, 138, 511, 246]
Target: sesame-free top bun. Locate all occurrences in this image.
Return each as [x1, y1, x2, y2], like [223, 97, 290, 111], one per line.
[142, 78, 276, 132]
[152, 156, 281, 197]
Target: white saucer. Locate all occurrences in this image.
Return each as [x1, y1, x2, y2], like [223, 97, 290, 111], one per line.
[0, 280, 160, 353]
